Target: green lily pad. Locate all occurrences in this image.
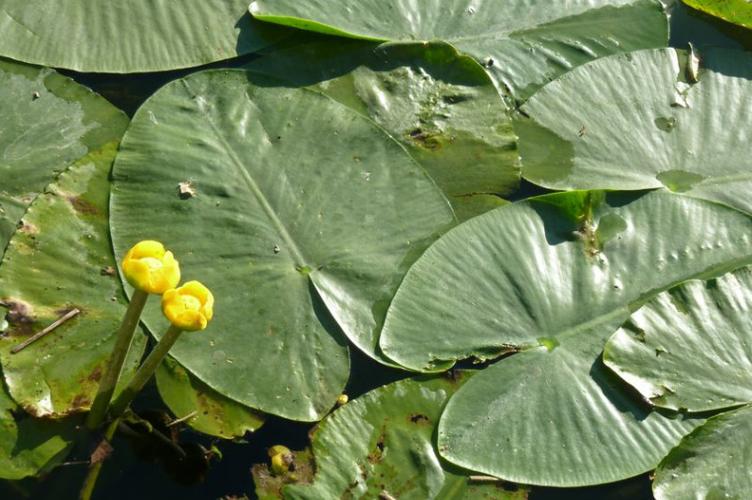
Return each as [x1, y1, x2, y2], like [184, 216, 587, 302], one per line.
[110, 69, 455, 421]
[0, 381, 76, 479]
[605, 267, 752, 413]
[0, 58, 128, 261]
[247, 38, 517, 220]
[653, 404, 752, 500]
[0, 156, 147, 418]
[518, 47, 752, 214]
[380, 190, 752, 485]
[682, 0, 752, 30]
[0, 0, 289, 73]
[249, 0, 668, 103]
[278, 374, 528, 499]
[156, 356, 265, 439]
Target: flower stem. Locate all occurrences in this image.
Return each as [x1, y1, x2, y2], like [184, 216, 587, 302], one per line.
[86, 289, 149, 430]
[79, 417, 119, 500]
[108, 324, 183, 418]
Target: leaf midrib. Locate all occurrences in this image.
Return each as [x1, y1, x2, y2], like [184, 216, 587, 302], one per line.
[185, 80, 309, 270]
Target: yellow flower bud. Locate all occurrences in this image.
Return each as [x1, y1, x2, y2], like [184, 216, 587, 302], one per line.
[267, 445, 291, 458]
[121, 240, 180, 294]
[268, 445, 293, 475]
[161, 281, 214, 331]
[336, 394, 349, 406]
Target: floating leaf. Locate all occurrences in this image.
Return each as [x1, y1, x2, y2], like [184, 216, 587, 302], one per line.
[249, 0, 668, 103]
[0, 58, 127, 260]
[0, 382, 75, 479]
[279, 374, 528, 499]
[653, 404, 752, 500]
[518, 47, 752, 214]
[110, 69, 454, 420]
[0, 1, 290, 73]
[605, 267, 752, 413]
[248, 37, 517, 220]
[0, 157, 147, 417]
[682, 0, 752, 30]
[156, 356, 265, 439]
[380, 190, 752, 485]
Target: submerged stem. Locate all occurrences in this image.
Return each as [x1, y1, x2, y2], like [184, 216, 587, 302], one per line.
[79, 417, 120, 500]
[86, 289, 149, 430]
[108, 324, 184, 418]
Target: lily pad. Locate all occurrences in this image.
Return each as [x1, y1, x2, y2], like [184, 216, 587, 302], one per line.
[0, 58, 128, 261]
[0, 381, 76, 479]
[380, 190, 752, 485]
[0, 0, 289, 73]
[249, 0, 668, 103]
[0, 157, 147, 417]
[605, 267, 752, 413]
[247, 38, 517, 220]
[682, 0, 752, 30]
[280, 374, 528, 499]
[517, 47, 752, 214]
[653, 404, 752, 500]
[110, 69, 455, 420]
[156, 356, 265, 439]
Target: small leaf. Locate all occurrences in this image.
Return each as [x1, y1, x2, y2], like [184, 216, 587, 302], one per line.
[156, 356, 265, 439]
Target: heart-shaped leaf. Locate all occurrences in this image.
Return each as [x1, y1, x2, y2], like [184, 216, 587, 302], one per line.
[653, 404, 752, 500]
[0, 0, 289, 72]
[605, 267, 752, 413]
[381, 190, 752, 485]
[247, 38, 518, 220]
[0, 59, 128, 261]
[110, 69, 455, 420]
[156, 356, 265, 439]
[0, 157, 147, 418]
[249, 0, 668, 103]
[517, 47, 752, 214]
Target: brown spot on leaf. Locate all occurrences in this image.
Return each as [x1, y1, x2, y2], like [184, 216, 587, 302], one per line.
[17, 221, 38, 235]
[100, 266, 116, 276]
[87, 366, 103, 382]
[2, 298, 35, 326]
[407, 128, 443, 150]
[67, 196, 98, 215]
[178, 181, 197, 199]
[71, 394, 91, 411]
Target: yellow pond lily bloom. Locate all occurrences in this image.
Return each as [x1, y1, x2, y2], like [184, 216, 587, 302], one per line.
[162, 281, 214, 331]
[122, 240, 181, 294]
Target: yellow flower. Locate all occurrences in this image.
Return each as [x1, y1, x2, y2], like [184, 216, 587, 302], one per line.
[122, 240, 180, 294]
[161, 281, 214, 331]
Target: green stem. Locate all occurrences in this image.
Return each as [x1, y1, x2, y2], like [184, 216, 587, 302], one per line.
[79, 417, 119, 500]
[86, 289, 149, 430]
[108, 325, 183, 418]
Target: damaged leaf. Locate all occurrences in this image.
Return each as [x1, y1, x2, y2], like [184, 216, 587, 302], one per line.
[0, 155, 147, 418]
[0, 58, 128, 262]
[155, 356, 265, 439]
